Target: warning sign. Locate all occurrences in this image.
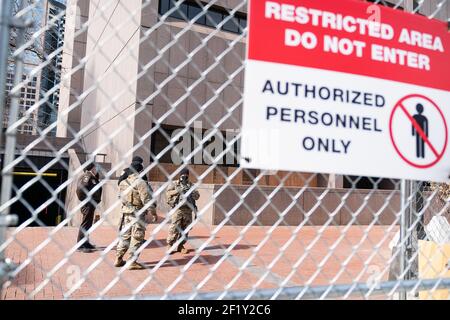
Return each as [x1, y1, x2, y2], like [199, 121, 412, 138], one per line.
[241, 0, 450, 182]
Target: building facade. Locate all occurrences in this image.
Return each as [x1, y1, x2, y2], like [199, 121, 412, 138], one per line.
[0, 0, 68, 227]
[56, 0, 450, 188]
[3, 64, 40, 135]
[3, 0, 66, 136]
[38, 0, 66, 135]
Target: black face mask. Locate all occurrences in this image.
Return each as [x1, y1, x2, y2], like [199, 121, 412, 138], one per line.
[180, 175, 188, 184]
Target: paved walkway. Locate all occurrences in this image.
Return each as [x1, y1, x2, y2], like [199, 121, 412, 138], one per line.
[1, 224, 397, 299]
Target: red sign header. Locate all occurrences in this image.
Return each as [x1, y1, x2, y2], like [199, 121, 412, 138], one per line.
[247, 0, 450, 91]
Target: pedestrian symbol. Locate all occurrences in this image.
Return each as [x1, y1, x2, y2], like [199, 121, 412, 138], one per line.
[390, 94, 448, 169]
[412, 103, 428, 159]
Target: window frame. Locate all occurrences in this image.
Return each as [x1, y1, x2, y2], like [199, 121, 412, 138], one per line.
[158, 0, 247, 35]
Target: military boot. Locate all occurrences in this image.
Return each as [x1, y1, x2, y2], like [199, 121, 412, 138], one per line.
[167, 244, 177, 255]
[178, 244, 189, 254]
[114, 255, 126, 267]
[128, 261, 145, 270]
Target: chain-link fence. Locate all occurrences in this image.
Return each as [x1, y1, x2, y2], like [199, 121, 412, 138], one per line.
[0, 0, 449, 300]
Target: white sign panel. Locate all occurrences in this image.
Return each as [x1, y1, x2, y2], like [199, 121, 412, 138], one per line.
[241, 0, 450, 182]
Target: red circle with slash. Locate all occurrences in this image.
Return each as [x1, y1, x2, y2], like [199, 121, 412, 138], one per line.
[389, 94, 448, 169]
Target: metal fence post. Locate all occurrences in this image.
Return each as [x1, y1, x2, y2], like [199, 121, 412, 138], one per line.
[399, 179, 412, 300]
[406, 181, 415, 280]
[0, 0, 12, 145]
[0, 0, 14, 294]
[398, 0, 418, 301]
[0, 0, 24, 294]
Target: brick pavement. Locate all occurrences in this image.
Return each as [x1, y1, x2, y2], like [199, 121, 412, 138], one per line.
[1, 224, 398, 299]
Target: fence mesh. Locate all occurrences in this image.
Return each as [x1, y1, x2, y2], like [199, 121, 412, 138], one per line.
[0, 0, 449, 300]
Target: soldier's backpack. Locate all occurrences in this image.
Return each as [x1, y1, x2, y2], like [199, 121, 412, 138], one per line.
[119, 177, 142, 207]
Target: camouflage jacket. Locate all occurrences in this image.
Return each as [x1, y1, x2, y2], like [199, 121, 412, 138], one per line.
[166, 179, 200, 210]
[119, 173, 156, 214]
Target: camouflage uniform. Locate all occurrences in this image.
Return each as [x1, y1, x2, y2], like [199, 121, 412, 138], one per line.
[116, 173, 156, 262]
[166, 179, 200, 250]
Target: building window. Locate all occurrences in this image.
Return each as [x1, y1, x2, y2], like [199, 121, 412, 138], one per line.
[205, 10, 222, 28]
[158, 0, 247, 35]
[223, 16, 240, 33]
[169, 1, 189, 20]
[343, 176, 398, 190]
[150, 124, 240, 167]
[187, 4, 205, 24]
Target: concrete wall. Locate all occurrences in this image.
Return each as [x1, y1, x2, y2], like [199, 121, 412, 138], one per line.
[212, 186, 402, 226]
[57, 0, 90, 138]
[79, 0, 143, 176]
[417, 0, 450, 21]
[66, 148, 83, 226]
[134, 1, 247, 166]
[210, 186, 450, 226]
[383, 0, 449, 20]
[141, 19, 245, 132]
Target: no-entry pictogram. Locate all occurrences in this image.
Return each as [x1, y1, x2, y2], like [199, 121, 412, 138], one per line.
[389, 94, 448, 169]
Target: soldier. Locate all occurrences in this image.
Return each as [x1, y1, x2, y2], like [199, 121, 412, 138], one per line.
[117, 156, 148, 233]
[76, 162, 102, 252]
[118, 156, 146, 186]
[115, 162, 157, 270]
[166, 168, 200, 254]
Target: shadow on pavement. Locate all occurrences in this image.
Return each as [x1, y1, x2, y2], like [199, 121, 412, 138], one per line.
[142, 254, 223, 268]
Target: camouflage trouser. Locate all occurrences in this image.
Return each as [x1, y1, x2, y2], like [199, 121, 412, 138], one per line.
[116, 212, 147, 259]
[167, 208, 192, 248]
